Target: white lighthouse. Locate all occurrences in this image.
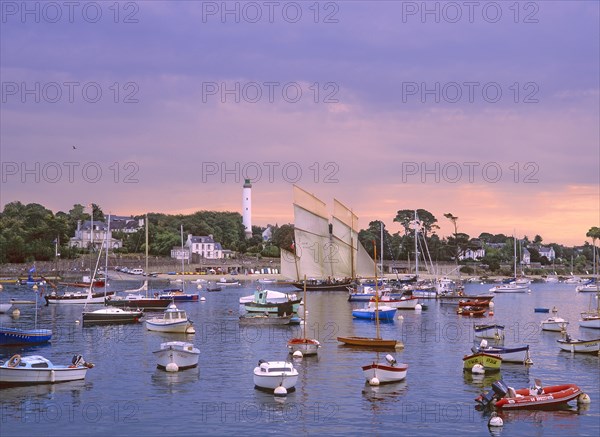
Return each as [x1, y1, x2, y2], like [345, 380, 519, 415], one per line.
[242, 179, 252, 239]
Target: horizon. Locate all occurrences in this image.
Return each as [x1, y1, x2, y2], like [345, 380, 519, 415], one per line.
[1, 2, 598, 249]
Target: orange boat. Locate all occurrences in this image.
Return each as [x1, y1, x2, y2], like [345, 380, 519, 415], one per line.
[457, 306, 487, 317]
[458, 298, 492, 307]
[476, 380, 586, 410]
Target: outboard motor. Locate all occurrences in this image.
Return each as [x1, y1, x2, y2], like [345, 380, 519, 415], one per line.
[479, 339, 488, 349]
[492, 380, 509, 398]
[72, 355, 84, 366]
[385, 354, 396, 366]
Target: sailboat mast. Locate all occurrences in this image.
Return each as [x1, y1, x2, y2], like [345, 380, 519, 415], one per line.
[303, 275, 307, 340]
[513, 233, 517, 278]
[380, 221, 384, 277]
[145, 214, 149, 297]
[374, 241, 380, 339]
[105, 214, 110, 296]
[351, 210, 355, 280]
[414, 211, 419, 280]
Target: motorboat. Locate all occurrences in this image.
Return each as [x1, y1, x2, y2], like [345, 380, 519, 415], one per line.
[476, 379, 585, 410]
[253, 360, 298, 391]
[463, 352, 502, 372]
[145, 303, 195, 333]
[82, 306, 144, 325]
[362, 354, 408, 384]
[205, 281, 222, 292]
[471, 340, 532, 364]
[557, 335, 600, 353]
[159, 289, 199, 302]
[153, 341, 200, 371]
[105, 293, 171, 310]
[457, 306, 487, 317]
[0, 354, 93, 386]
[489, 283, 529, 293]
[459, 298, 493, 307]
[576, 282, 599, 292]
[352, 305, 397, 321]
[243, 288, 300, 316]
[368, 292, 419, 310]
[540, 316, 569, 332]
[239, 290, 298, 304]
[473, 324, 505, 340]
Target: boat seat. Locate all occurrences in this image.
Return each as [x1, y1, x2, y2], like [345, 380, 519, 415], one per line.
[507, 387, 517, 398]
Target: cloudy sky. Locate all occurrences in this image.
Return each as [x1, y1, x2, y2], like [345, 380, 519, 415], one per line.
[1, 1, 598, 246]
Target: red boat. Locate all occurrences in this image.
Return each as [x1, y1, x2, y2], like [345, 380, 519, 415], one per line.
[458, 298, 493, 307]
[59, 279, 105, 288]
[477, 380, 585, 410]
[457, 306, 487, 317]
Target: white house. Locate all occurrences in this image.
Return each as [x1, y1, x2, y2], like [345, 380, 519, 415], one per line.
[185, 234, 223, 260]
[539, 246, 556, 261]
[459, 248, 486, 261]
[522, 248, 531, 265]
[170, 247, 190, 263]
[69, 220, 122, 250]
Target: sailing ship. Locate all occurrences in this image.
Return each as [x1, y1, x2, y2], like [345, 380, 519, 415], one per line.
[280, 186, 377, 291]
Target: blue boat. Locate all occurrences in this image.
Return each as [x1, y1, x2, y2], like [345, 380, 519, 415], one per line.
[0, 328, 53, 346]
[534, 308, 550, 313]
[352, 307, 397, 321]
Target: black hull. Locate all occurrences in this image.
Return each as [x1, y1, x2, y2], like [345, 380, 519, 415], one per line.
[157, 363, 198, 371]
[45, 291, 115, 305]
[291, 281, 353, 291]
[104, 298, 170, 310]
[82, 314, 143, 325]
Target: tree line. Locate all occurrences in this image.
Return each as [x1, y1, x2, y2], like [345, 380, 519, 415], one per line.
[1, 202, 598, 272]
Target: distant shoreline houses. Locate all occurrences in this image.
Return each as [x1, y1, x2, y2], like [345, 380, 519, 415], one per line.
[458, 241, 557, 264]
[69, 216, 144, 250]
[170, 234, 233, 263]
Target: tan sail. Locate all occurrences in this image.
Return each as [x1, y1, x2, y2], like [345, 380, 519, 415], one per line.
[280, 249, 300, 281]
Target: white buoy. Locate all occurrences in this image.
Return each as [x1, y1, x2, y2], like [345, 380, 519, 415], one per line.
[186, 326, 196, 334]
[472, 364, 485, 374]
[75, 319, 80, 324]
[488, 413, 503, 427]
[369, 377, 380, 386]
[488, 301, 495, 309]
[414, 304, 422, 311]
[12, 308, 20, 317]
[166, 362, 179, 372]
[197, 284, 202, 289]
[578, 393, 591, 404]
[397, 314, 404, 320]
[293, 350, 303, 358]
[274, 385, 288, 397]
[200, 297, 206, 302]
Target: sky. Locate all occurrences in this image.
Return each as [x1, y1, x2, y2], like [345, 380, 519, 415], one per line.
[1, 1, 599, 246]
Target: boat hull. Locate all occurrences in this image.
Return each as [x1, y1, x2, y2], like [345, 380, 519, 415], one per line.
[292, 281, 353, 292]
[494, 384, 582, 410]
[579, 316, 600, 329]
[0, 328, 52, 346]
[337, 336, 398, 348]
[473, 325, 505, 340]
[153, 342, 199, 370]
[146, 319, 193, 333]
[287, 338, 320, 355]
[82, 308, 143, 324]
[352, 307, 397, 320]
[541, 320, 568, 332]
[362, 362, 408, 383]
[45, 291, 115, 305]
[105, 297, 171, 309]
[557, 338, 600, 353]
[463, 352, 502, 371]
[472, 345, 530, 363]
[0, 364, 87, 386]
[253, 373, 298, 390]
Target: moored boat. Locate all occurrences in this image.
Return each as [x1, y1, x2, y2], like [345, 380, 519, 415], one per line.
[476, 379, 585, 410]
[145, 303, 195, 333]
[352, 305, 397, 321]
[82, 307, 144, 325]
[463, 352, 502, 371]
[45, 289, 115, 305]
[471, 340, 532, 364]
[362, 354, 408, 384]
[253, 360, 298, 391]
[557, 335, 600, 353]
[457, 306, 487, 317]
[0, 327, 52, 346]
[540, 316, 569, 332]
[153, 341, 200, 371]
[159, 289, 199, 302]
[368, 292, 419, 310]
[0, 354, 93, 386]
[473, 324, 505, 340]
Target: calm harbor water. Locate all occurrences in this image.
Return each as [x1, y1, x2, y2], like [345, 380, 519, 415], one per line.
[1, 280, 599, 436]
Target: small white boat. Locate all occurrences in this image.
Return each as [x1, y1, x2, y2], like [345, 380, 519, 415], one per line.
[145, 303, 195, 333]
[564, 276, 588, 284]
[287, 338, 321, 355]
[0, 354, 93, 386]
[153, 341, 200, 371]
[473, 324, 505, 340]
[362, 354, 408, 384]
[253, 360, 298, 391]
[489, 283, 529, 293]
[82, 306, 144, 324]
[579, 314, 600, 329]
[541, 316, 569, 332]
[557, 336, 600, 353]
[472, 340, 531, 363]
[576, 283, 599, 292]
